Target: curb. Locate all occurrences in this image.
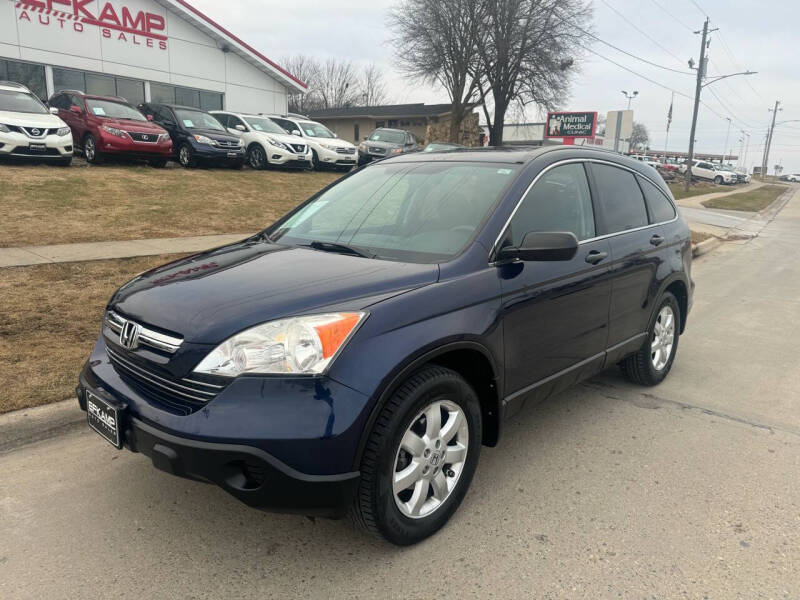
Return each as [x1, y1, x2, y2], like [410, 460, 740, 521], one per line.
[0, 398, 85, 453]
[692, 236, 721, 258]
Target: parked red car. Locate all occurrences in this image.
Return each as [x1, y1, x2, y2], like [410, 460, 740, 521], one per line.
[48, 91, 172, 167]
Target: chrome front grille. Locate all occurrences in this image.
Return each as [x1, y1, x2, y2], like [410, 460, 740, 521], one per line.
[337, 147, 356, 155]
[128, 132, 158, 143]
[105, 311, 183, 354]
[291, 143, 306, 153]
[107, 347, 227, 408]
[215, 140, 240, 149]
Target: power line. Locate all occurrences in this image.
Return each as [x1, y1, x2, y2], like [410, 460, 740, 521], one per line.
[649, 0, 694, 32]
[599, 0, 686, 65]
[714, 29, 764, 102]
[704, 86, 757, 129]
[579, 44, 693, 99]
[580, 30, 694, 76]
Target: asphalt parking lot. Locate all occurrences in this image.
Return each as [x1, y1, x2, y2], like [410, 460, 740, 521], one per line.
[1, 187, 799, 599]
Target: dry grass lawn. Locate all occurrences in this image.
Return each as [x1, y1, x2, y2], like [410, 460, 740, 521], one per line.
[0, 255, 184, 413]
[668, 180, 722, 200]
[701, 184, 788, 212]
[0, 163, 341, 247]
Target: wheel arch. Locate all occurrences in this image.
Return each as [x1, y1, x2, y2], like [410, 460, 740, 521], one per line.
[655, 274, 689, 333]
[352, 341, 502, 471]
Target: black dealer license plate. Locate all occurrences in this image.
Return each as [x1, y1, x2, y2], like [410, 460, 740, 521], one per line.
[227, 152, 238, 157]
[86, 391, 122, 448]
[28, 143, 47, 152]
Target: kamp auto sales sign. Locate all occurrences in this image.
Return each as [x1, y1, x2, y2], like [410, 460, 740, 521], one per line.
[15, 0, 168, 50]
[545, 111, 598, 139]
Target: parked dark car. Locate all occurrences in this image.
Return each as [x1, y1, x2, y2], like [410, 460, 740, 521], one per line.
[77, 146, 693, 545]
[358, 127, 419, 165]
[138, 102, 245, 168]
[49, 90, 172, 167]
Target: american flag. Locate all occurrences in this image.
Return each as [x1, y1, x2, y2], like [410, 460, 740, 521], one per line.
[666, 96, 674, 132]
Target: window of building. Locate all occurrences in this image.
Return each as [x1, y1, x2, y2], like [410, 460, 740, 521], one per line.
[115, 79, 145, 105]
[590, 163, 649, 234]
[148, 82, 222, 110]
[175, 86, 200, 108]
[52, 68, 145, 105]
[199, 91, 223, 111]
[1, 59, 47, 99]
[86, 73, 116, 97]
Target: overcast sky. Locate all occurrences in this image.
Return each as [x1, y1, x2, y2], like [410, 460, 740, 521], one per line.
[192, 0, 800, 173]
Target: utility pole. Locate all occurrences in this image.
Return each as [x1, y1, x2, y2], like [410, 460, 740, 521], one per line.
[761, 100, 781, 179]
[721, 117, 731, 164]
[742, 131, 750, 172]
[684, 18, 710, 192]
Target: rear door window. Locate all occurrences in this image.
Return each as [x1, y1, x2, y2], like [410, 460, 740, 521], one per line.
[214, 113, 230, 128]
[590, 164, 649, 234]
[637, 176, 676, 223]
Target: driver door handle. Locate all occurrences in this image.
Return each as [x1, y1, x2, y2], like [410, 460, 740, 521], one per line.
[585, 250, 608, 265]
[650, 234, 665, 246]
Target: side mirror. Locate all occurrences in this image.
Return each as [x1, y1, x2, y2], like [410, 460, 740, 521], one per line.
[146, 114, 154, 121]
[235, 124, 246, 132]
[498, 231, 579, 262]
[49, 106, 59, 115]
[70, 105, 83, 115]
[291, 130, 302, 136]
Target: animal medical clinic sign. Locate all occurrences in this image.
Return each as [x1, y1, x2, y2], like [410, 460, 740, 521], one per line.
[545, 111, 598, 145]
[15, 0, 168, 49]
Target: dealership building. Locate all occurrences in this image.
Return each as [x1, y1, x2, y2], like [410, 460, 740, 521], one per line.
[0, 0, 305, 113]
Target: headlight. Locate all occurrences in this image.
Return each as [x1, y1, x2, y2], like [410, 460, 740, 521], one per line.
[237, 138, 245, 147]
[391, 148, 403, 155]
[266, 137, 288, 150]
[158, 133, 170, 142]
[102, 125, 126, 138]
[56, 126, 71, 137]
[193, 312, 366, 377]
[320, 143, 339, 151]
[0, 123, 11, 133]
[194, 135, 215, 145]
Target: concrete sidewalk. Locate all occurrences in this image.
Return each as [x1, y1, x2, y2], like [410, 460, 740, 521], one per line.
[0, 233, 252, 268]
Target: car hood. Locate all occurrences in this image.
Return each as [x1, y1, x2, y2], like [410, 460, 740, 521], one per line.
[255, 131, 308, 147]
[110, 239, 439, 344]
[309, 136, 355, 148]
[0, 110, 65, 128]
[188, 128, 239, 142]
[365, 140, 403, 150]
[102, 118, 166, 134]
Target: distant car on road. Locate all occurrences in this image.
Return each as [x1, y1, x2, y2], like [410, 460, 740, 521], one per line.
[0, 81, 72, 166]
[139, 102, 244, 169]
[50, 90, 172, 167]
[358, 127, 420, 165]
[211, 110, 313, 170]
[422, 141, 465, 153]
[77, 145, 693, 545]
[786, 174, 800, 182]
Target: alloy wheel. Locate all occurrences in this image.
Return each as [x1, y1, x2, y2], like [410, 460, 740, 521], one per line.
[392, 399, 469, 519]
[179, 146, 191, 166]
[249, 146, 265, 169]
[85, 137, 95, 161]
[651, 305, 675, 371]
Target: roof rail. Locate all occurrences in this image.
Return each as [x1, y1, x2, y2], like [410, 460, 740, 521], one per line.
[284, 112, 309, 119]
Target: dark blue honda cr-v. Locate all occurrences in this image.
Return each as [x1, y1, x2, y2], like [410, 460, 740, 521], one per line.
[77, 146, 693, 545]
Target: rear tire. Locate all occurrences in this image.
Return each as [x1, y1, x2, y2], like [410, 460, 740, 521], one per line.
[311, 149, 320, 170]
[351, 365, 481, 546]
[83, 134, 103, 164]
[620, 292, 680, 386]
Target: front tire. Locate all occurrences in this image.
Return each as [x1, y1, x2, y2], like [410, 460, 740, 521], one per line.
[178, 143, 196, 168]
[620, 292, 680, 386]
[311, 149, 320, 170]
[247, 144, 268, 170]
[714, 175, 723, 184]
[83, 134, 103, 164]
[352, 365, 481, 545]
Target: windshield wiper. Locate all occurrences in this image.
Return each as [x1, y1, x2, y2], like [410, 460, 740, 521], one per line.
[305, 240, 375, 259]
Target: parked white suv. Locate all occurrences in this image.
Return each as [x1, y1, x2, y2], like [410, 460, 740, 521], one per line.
[211, 111, 312, 170]
[679, 159, 737, 184]
[268, 114, 357, 171]
[0, 81, 73, 165]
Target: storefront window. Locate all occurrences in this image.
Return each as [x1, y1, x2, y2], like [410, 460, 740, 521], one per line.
[175, 86, 200, 108]
[200, 91, 223, 111]
[1, 59, 47, 99]
[53, 68, 145, 105]
[149, 82, 176, 104]
[115, 79, 145, 105]
[53, 67, 85, 93]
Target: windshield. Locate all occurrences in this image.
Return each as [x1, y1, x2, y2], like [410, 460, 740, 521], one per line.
[245, 116, 287, 135]
[0, 90, 47, 114]
[86, 99, 145, 121]
[268, 162, 520, 263]
[299, 121, 335, 138]
[175, 109, 225, 131]
[370, 130, 406, 144]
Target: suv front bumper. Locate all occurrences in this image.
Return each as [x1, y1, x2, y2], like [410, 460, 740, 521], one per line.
[0, 130, 73, 159]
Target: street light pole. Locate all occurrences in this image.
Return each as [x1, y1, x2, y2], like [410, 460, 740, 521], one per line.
[621, 90, 638, 110]
[761, 101, 782, 179]
[721, 117, 732, 164]
[684, 18, 710, 193]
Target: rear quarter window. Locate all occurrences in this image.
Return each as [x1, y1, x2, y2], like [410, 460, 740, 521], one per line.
[638, 176, 676, 223]
[590, 163, 649, 234]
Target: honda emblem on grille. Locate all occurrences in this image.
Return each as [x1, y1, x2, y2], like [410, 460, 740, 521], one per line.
[119, 321, 141, 350]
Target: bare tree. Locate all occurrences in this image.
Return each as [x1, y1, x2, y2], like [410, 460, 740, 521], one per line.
[315, 58, 360, 109]
[477, 0, 592, 145]
[281, 54, 321, 114]
[358, 63, 389, 106]
[389, 0, 484, 142]
[629, 122, 650, 151]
